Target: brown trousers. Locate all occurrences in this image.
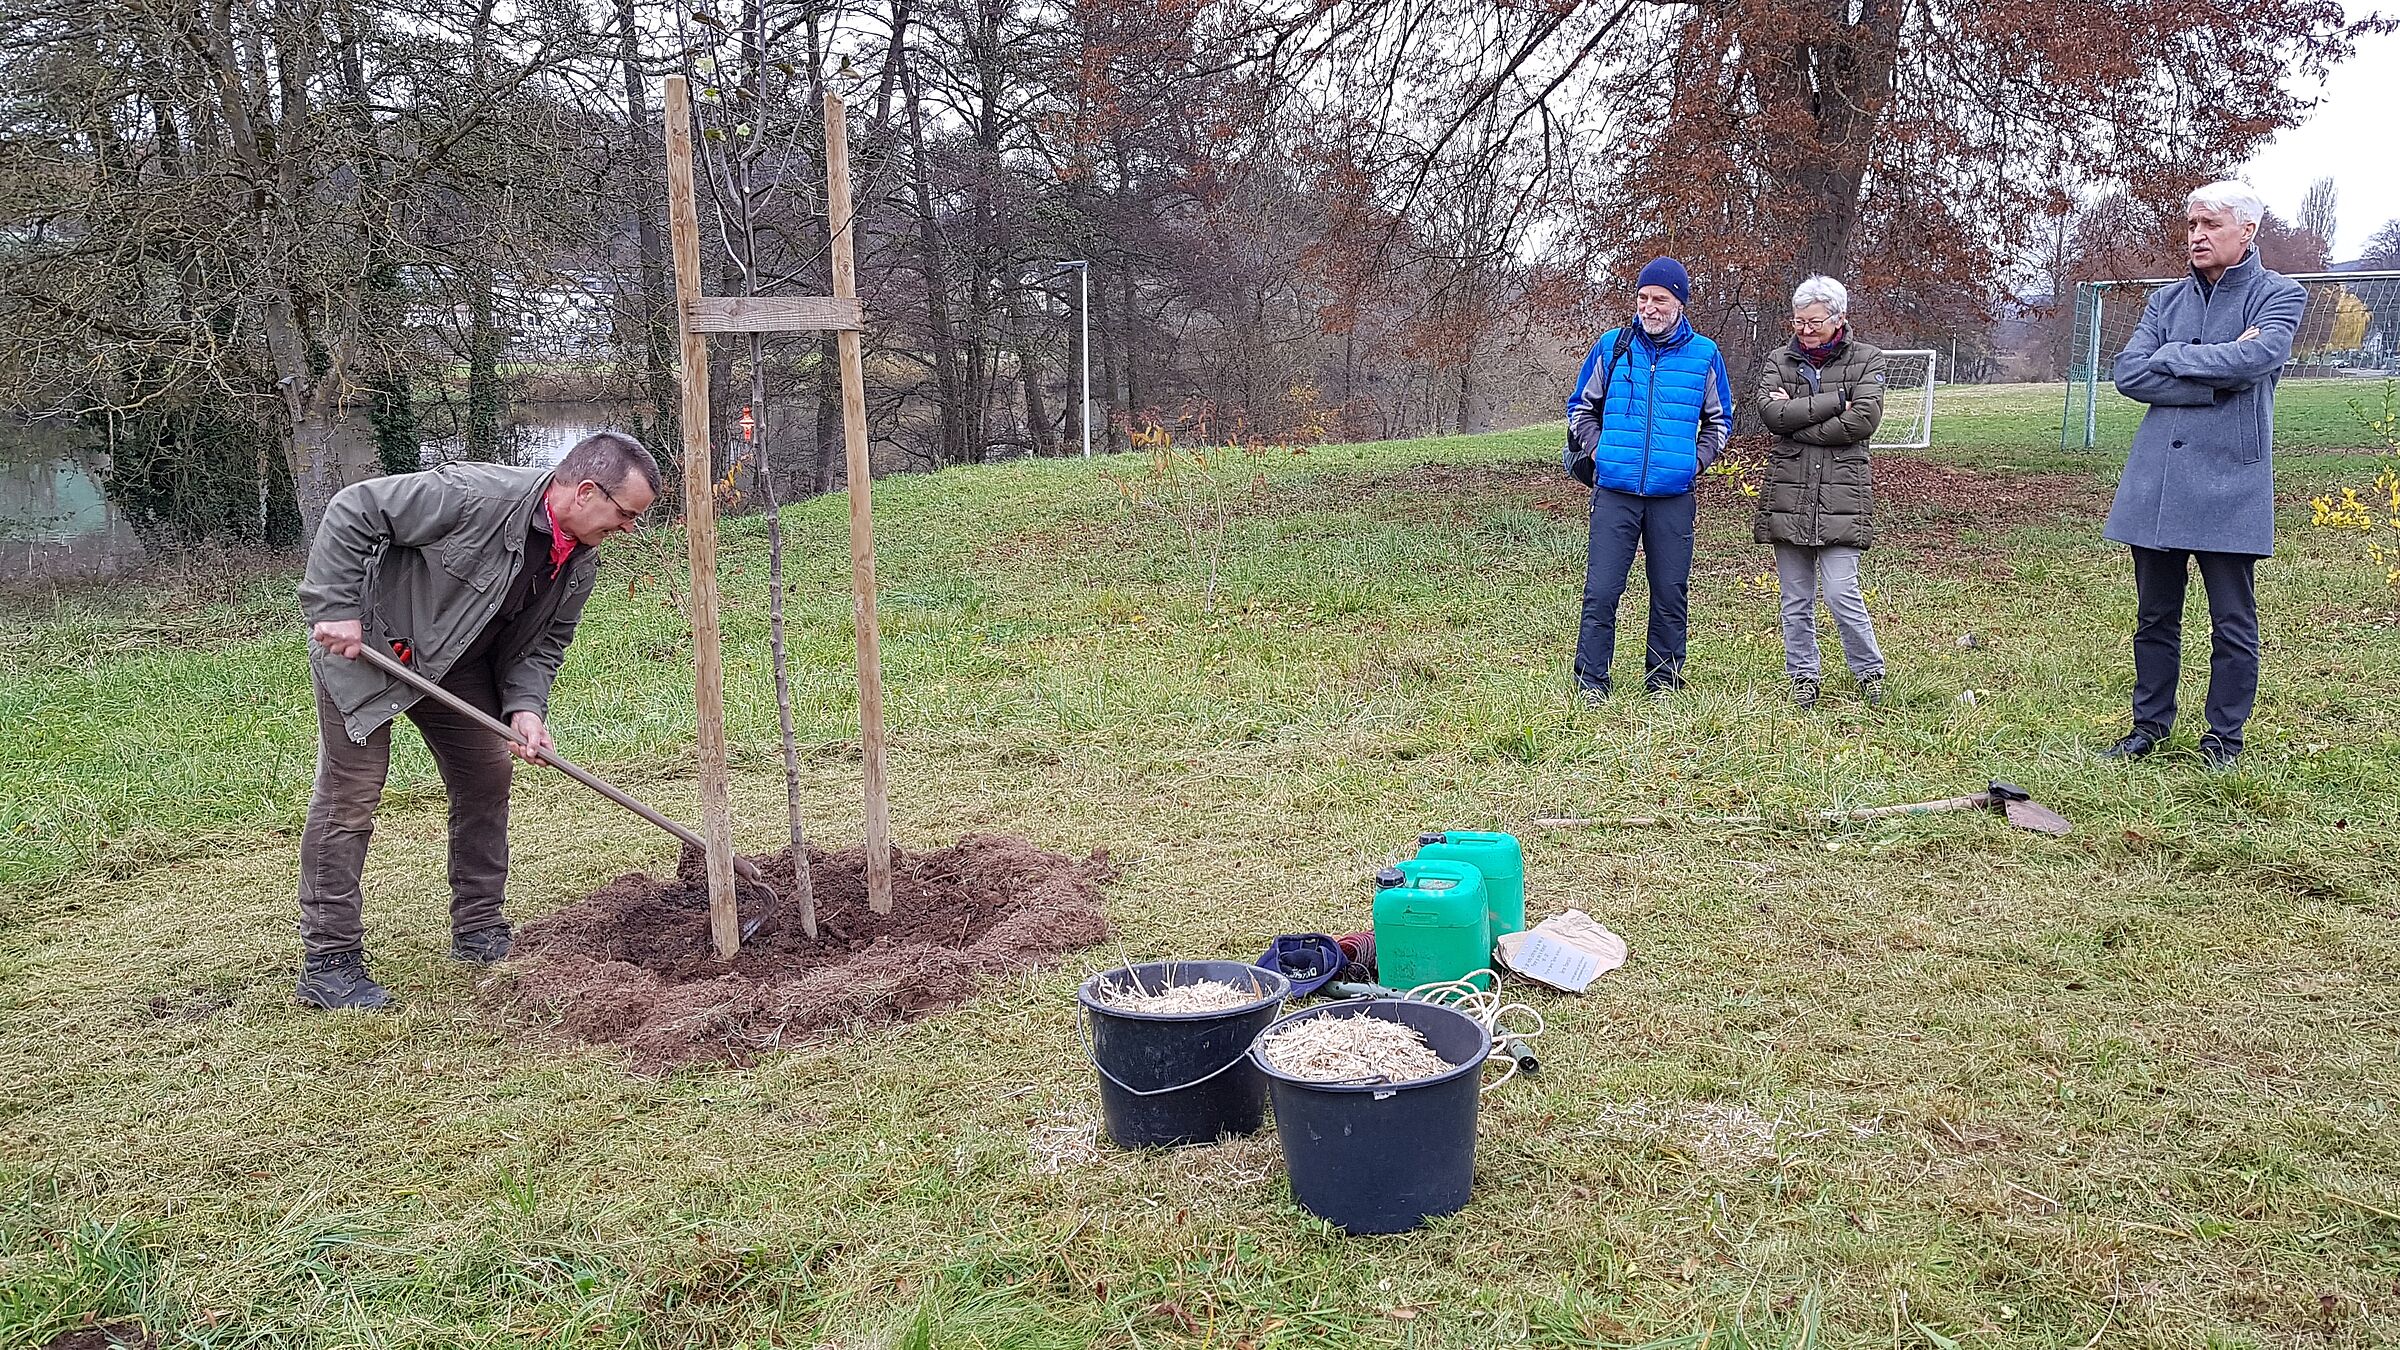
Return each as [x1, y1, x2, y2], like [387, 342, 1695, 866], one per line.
[298, 659, 515, 956]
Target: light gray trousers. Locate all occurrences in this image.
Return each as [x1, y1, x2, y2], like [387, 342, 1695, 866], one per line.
[1774, 544, 1885, 681]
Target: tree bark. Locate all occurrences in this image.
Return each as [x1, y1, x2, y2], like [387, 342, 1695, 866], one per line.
[899, 48, 967, 464]
[615, 0, 678, 465]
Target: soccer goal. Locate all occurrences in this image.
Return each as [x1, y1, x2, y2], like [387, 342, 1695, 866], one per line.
[2063, 270, 2400, 450]
[1871, 348, 1939, 449]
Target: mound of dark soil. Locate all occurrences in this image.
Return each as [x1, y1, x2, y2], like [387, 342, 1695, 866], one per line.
[513, 834, 1114, 1071]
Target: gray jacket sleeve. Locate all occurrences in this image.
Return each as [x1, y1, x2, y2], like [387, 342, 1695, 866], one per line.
[296, 472, 465, 624]
[1567, 372, 1605, 462]
[1695, 349, 1732, 469]
[2111, 293, 2220, 408]
[2150, 281, 2305, 390]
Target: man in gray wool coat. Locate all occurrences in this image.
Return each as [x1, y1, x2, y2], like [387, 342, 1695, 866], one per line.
[2100, 180, 2306, 770]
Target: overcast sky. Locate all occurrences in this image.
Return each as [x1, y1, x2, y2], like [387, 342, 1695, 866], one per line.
[2242, 17, 2400, 263]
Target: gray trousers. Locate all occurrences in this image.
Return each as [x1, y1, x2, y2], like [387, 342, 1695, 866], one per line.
[298, 660, 515, 957]
[1774, 544, 1885, 681]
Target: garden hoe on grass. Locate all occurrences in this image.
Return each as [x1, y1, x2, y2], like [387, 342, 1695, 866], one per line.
[359, 644, 779, 942]
[1534, 780, 2074, 837]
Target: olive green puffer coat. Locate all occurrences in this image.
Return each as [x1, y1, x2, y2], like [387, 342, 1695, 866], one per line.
[1753, 336, 1887, 549]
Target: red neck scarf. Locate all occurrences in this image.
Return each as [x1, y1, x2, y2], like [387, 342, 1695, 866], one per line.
[1797, 326, 1849, 367]
[543, 496, 577, 577]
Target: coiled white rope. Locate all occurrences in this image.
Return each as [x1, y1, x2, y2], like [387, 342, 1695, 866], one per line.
[1403, 969, 1546, 1092]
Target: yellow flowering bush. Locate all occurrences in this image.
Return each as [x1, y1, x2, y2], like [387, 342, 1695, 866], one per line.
[2309, 381, 2400, 594]
[2311, 468, 2400, 589]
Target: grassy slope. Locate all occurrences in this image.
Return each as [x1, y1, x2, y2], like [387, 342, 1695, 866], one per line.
[1932, 377, 2388, 460]
[2, 389, 2398, 1348]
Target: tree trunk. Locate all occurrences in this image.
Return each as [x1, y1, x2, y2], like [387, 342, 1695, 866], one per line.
[1063, 273, 1086, 456]
[615, 0, 678, 466]
[1093, 260, 1123, 451]
[465, 262, 504, 460]
[1010, 284, 1056, 455]
[899, 51, 967, 464]
[198, 0, 353, 545]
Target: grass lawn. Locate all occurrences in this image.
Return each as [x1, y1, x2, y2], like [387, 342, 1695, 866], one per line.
[3, 402, 2398, 1348]
[1931, 378, 2393, 460]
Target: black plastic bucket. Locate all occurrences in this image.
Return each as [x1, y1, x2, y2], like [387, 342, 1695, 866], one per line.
[1251, 997, 1491, 1234]
[1077, 961, 1290, 1149]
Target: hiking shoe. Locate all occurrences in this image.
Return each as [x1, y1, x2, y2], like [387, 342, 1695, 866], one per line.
[1576, 679, 1610, 707]
[296, 951, 391, 1012]
[1789, 676, 1821, 710]
[2196, 737, 2241, 772]
[450, 924, 513, 964]
[2100, 730, 2159, 762]
[1857, 675, 1886, 709]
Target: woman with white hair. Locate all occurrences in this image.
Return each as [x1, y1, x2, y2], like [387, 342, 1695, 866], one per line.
[1754, 274, 1890, 709]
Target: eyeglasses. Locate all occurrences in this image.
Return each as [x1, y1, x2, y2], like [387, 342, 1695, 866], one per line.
[589, 479, 646, 528]
[1789, 313, 1840, 332]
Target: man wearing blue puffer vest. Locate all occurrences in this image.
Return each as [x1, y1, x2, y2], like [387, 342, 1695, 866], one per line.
[1563, 257, 1733, 699]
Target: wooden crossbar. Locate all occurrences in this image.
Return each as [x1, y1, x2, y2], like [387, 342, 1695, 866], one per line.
[685, 295, 863, 334]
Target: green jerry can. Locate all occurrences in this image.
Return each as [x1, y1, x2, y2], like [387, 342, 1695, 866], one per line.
[1372, 860, 1492, 992]
[1415, 829, 1526, 938]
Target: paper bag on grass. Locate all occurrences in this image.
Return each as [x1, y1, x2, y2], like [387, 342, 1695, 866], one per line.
[1495, 909, 1629, 993]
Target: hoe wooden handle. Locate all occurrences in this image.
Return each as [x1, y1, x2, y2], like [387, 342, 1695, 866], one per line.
[353, 643, 764, 886]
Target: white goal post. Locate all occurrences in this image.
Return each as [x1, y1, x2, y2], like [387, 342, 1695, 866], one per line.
[1870, 348, 1938, 450]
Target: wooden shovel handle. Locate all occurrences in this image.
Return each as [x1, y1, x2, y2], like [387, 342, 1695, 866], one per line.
[352, 643, 762, 884]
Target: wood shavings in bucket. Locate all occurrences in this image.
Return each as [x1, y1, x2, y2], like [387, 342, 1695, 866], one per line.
[1259, 1013, 1453, 1085]
[1100, 976, 1261, 1014]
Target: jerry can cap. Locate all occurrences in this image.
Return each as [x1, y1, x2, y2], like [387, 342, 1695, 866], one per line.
[1374, 865, 1406, 888]
[1418, 830, 1447, 846]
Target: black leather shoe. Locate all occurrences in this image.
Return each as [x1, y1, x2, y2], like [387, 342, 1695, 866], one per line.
[2196, 737, 2240, 771]
[296, 951, 392, 1011]
[2100, 730, 2159, 761]
[450, 924, 514, 964]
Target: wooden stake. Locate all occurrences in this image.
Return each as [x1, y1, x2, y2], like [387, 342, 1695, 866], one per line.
[664, 75, 742, 959]
[824, 91, 893, 915]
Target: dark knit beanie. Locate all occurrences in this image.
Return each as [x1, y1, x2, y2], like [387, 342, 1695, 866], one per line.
[1636, 257, 1691, 306]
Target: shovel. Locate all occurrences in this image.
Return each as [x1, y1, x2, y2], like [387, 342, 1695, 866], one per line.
[1811, 780, 2073, 836]
[355, 643, 779, 942]
[1534, 779, 2073, 837]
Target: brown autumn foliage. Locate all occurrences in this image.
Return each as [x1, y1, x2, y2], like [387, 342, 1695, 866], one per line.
[0, 0, 2378, 545]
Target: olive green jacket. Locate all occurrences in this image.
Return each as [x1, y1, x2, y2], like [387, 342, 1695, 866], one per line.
[298, 464, 597, 744]
[1753, 338, 1887, 549]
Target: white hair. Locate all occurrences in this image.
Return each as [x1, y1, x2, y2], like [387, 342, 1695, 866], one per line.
[2187, 180, 2265, 227]
[1791, 275, 1849, 317]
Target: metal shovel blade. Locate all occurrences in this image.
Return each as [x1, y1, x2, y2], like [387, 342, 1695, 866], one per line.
[736, 880, 780, 943]
[2001, 796, 2073, 836]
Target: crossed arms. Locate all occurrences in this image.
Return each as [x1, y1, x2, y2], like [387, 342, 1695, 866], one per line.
[1757, 350, 1887, 446]
[2111, 285, 2304, 408]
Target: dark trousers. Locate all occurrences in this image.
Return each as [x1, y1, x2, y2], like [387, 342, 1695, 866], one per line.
[1575, 487, 1696, 691]
[2129, 545, 2259, 750]
[298, 659, 515, 957]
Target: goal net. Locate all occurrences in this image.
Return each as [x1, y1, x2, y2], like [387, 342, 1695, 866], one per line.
[1871, 349, 1938, 450]
[2063, 270, 2400, 449]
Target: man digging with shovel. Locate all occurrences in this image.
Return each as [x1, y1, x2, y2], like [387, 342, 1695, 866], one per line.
[294, 432, 659, 1011]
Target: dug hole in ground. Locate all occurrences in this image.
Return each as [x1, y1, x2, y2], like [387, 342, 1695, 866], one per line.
[508, 834, 1114, 1072]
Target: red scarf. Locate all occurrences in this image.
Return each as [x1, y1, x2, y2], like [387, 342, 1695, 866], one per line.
[1797, 326, 1849, 368]
[544, 497, 577, 577]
